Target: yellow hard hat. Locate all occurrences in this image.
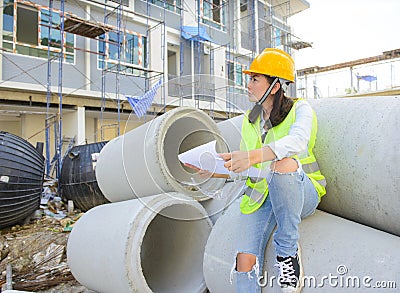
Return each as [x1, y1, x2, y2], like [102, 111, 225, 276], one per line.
[243, 48, 295, 82]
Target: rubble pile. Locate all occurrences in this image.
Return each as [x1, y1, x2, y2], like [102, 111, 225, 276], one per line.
[0, 178, 89, 292]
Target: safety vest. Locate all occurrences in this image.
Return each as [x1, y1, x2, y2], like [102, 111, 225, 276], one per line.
[239, 99, 327, 214]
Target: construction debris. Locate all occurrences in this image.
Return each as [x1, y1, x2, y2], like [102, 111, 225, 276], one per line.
[0, 180, 90, 292]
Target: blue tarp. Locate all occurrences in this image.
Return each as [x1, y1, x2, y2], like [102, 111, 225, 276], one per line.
[357, 75, 377, 82]
[181, 26, 214, 43]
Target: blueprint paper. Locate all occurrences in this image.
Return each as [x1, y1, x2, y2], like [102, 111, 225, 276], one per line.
[178, 140, 271, 178]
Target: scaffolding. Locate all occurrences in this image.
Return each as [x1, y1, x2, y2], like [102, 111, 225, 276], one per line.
[229, 0, 312, 103]
[45, 0, 53, 175]
[177, 0, 231, 118]
[232, 0, 311, 57]
[40, 0, 166, 177]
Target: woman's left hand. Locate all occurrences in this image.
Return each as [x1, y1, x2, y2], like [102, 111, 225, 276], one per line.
[184, 163, 229, 179]
[219, 151, 253, 173]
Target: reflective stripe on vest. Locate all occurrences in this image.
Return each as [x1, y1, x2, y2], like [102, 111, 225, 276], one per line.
[317, 178, 327, 187]
[302, 161, 320, 174]
[244, 186, 265, 206]
[240, 99, 327, 214]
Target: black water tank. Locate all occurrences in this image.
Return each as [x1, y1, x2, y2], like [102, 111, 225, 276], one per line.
[0, 131, 45, 229]
[60, 142, 110, 211]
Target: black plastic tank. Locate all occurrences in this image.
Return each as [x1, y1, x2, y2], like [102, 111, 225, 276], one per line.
[0, 131, 45, 229]
[60, 142, 110, 212]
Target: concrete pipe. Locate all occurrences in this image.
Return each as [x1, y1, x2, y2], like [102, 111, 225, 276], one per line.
[217, 114, 244, 152]
[67, 192, 212, 293]
[200, 181, 246, 224]
[308, 96, 400, 236]
[96, 107, 228, 202]
[203, 200, 400, 292]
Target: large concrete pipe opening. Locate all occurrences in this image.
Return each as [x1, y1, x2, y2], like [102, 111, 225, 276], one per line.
[96, 107, 228, 203]
[161, 116, 227, 195]
[141, 204, 210, 292]
[67, 193, 212, 293]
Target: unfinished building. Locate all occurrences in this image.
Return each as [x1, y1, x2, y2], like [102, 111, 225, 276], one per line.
[0, 0, 310, 176]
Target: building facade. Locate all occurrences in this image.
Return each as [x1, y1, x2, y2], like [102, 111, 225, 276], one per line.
[0, 0, 309, 175]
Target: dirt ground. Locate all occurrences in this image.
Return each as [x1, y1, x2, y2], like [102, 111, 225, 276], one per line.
[0, 208, 94, 292]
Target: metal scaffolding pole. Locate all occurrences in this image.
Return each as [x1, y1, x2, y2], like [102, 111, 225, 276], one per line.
[57, 0, 65, 178]
[115, 0, 122, 136]
[45, 0, 54, 176]
[161, 0, 166, 113]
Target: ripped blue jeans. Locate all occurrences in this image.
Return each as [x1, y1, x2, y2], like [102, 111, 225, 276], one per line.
[231, 167, 319, 293]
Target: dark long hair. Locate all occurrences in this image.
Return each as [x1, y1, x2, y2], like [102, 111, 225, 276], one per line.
[265, 75, 294, 127]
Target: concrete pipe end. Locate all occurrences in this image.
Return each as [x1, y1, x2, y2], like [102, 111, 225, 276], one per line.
[155, 107, 230, 201]
[129, 193, 213, 293]
[67, 193, 212, 293]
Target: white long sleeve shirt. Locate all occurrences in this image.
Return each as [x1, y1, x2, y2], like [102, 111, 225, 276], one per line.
[261, 100, 313, 160]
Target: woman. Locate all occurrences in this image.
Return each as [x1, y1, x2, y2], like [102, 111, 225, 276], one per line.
[220, 48, 327, 292]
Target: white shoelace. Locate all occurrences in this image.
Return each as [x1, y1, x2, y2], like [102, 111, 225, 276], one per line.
[275, 257, 296, 283]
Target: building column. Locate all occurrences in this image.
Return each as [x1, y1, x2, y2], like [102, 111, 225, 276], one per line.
[76, 106, 85, 144]
[63, 106, 86, 145]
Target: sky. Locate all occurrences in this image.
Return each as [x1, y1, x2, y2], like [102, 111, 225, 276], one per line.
[287, 0, 400, 70]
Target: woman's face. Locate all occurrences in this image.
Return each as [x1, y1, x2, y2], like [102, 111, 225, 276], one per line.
[247, 74, 269, 102]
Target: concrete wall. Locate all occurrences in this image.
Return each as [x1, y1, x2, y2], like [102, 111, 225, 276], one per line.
[20, 114, 46, 147]
[0, 120, 21, 136]
[84, 116, 96, 144]
[94, 116, 144, 142]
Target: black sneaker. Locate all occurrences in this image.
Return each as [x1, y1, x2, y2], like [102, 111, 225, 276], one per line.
[275, 248, 303, 292]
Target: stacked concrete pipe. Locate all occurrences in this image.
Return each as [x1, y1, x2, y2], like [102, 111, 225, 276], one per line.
[307, 96, 400, 236]
[217, 96, 400, 236]
[68, 193, 212, 293]
[68, 106, 232, 293]
[204, 200, 400, 292]
[96, 106, 228, 203]
[199, 181, 247, 224]
[217, 114, 244, 152]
